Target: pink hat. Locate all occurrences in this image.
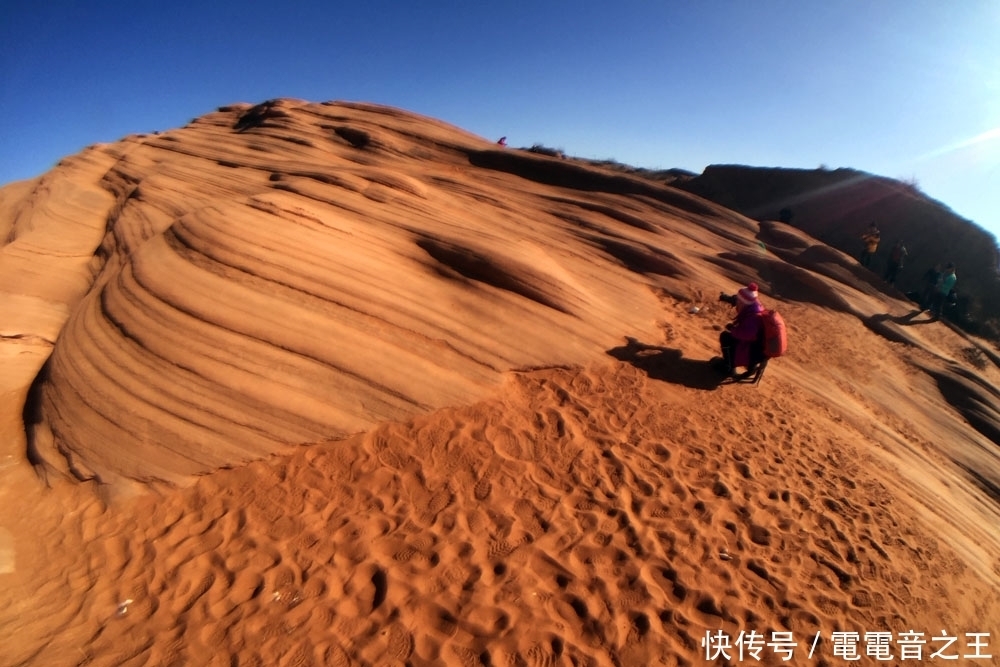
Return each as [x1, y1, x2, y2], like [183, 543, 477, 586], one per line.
[736, 282, 759, 308]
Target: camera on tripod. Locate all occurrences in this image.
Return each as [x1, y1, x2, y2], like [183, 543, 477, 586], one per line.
[718, 292, 737, 306]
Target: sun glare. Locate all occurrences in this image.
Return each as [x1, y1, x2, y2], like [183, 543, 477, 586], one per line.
[916, 126, 1000, 162]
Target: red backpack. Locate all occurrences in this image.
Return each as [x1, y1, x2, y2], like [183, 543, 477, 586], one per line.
[760, 309, 787, 358]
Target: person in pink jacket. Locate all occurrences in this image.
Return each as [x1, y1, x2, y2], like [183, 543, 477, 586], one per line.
[717, 283, 765, 378]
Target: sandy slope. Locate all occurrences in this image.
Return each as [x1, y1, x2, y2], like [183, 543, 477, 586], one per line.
[1, 100, 998, 666]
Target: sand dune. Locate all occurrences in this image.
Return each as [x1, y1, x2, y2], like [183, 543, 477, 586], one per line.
[1, 100, 998, 665]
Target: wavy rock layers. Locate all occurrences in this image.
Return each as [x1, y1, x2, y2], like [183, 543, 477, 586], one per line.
[0, 147, 122, 466]
[19, 100, 750, 486]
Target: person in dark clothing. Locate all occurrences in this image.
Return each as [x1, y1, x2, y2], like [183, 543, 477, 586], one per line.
[929, 263, 957, 319]
[920, 263, 942, 310]
[883, 240, 907, 285]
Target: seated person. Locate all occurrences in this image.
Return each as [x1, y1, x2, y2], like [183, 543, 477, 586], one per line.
[718, 283, 764, 378]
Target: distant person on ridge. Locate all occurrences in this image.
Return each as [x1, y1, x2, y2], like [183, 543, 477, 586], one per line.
[860, 223, 880, 268]
[715, 283, 765, 379]
[883, 240, 907, 285]
[929, 263, 957, 319]
[497, 136, 507, 146]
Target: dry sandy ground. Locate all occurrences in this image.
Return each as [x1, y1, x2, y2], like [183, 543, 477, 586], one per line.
[1, 100, 998, 666]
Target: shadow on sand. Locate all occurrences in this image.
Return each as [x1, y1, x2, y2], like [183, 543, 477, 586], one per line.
[606, 337, 730, 390]
[876, 309, 940, 326]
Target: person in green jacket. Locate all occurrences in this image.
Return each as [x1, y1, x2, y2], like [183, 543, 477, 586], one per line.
[930, 263, 957, 319]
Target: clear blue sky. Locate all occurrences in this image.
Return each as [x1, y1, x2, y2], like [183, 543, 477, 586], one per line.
[3, 1, 999, 240]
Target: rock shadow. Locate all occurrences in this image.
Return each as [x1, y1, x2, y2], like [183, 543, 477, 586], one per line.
[927, 365, 1000, 447]
[22, 357, 49, 468]
[877, 309, 938, 326]
[606, 338, 725, 390]
[957, 462, 1000, 506]
[233, 100, 292, 132]
[863, 311, 940, 348]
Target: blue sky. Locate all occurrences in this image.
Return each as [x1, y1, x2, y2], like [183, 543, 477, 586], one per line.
[3, 1, 999, 240]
